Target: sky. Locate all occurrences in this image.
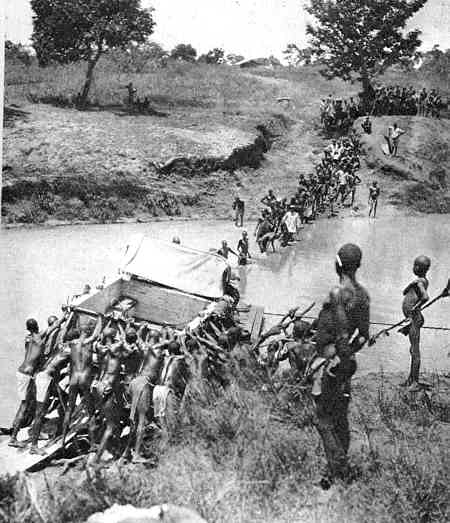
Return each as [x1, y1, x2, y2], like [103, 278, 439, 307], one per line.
[3, 0, 450, 58]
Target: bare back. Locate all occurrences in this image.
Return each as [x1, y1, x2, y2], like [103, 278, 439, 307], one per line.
[19, 333, 45, 375]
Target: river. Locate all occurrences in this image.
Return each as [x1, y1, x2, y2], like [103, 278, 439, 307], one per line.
[1, 215, 449, 425]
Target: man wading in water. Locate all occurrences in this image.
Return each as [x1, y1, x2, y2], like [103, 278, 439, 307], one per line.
[401, 256, 430, 391]
[310, 244, 370, 489]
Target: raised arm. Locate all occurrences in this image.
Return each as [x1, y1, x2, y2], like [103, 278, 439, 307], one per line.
[86, 314, 104, 345]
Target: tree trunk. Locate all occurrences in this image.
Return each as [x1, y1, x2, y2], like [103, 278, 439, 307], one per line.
[78, 48, 102, 109]
[360, 62, 373, 112]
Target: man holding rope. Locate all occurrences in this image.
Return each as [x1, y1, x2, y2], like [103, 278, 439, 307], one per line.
[400, 256, 430, 390]
[310, 243, 370, 489]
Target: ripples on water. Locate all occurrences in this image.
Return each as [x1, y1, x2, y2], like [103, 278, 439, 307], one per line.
[1, 215, 449, 424]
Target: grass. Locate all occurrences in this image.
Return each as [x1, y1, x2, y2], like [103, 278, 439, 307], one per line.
[1, 370, 449, 523]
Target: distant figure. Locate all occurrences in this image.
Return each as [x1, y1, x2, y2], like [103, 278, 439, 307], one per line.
[361, 116, 372, 134]
[172, 236, 181, 245]
[401, 256, 430, 391]
[125, 82, 137, 106]
[385, 123, 406, 156]
[368, 181, 380, 218]
[217, 240, 237, 260]
[232, 196, 245, 227]
[237, 230, 251, 265]
[261, 189, 277, 209]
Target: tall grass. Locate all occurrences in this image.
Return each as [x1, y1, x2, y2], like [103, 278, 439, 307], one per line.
[1, 371, 448, 523]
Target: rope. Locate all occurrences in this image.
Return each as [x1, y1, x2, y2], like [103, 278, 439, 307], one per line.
[263, 311, 450, 332]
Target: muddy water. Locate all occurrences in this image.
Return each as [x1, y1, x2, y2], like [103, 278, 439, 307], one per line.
[1, 215, 449, 425]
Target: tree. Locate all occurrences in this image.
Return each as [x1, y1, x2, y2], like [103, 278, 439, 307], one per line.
[199, 48, 225, 64]
[5, 41, 34, 66]
[170, 44, 197, 62]
[283, 44, 313, 67]
[30, 0, 155, 107]
[110, 42, 168, 73]
[305, 0, 428, 98]
[226, 53, 245, 65]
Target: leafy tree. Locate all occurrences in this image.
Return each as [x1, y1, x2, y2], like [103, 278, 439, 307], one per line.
[110, 42, 168, 73]
[170, 43, 197, 62]
[5, 41, 34, 66]
[283, 44, 313, 66]
[226, 53, 245, 65]
[305, 0, 428, 97]
[199, 47, 225, 64]
[30, 0, 155, 107]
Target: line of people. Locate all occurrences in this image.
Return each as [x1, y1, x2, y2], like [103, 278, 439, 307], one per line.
[252, 134, 363, 254]
[8, 291, 249, 463]
[320, 84, 446, 132]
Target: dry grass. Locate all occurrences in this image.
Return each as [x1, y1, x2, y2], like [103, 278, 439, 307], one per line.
[1, 371, 449, 523]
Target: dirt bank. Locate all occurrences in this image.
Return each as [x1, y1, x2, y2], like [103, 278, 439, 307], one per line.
[355, 116, 450, 213]
[2, 103, 290, 225]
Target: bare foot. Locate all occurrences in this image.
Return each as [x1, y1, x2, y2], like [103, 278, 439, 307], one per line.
[29, 446, 47, 456]
[8, 439, 26, 448]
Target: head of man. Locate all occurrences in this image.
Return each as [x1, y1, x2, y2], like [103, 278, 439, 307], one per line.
[125, 328, 138, 344]
[168, 341, 181, 355]
[413, 255, 431, 278]
[335, 243, 362, 276]
[26, 318, 39, 334]
[268, 189, 274, 196]
[292, 320, 311, 341]
[242, 230, 248, 239]
[47, 315, 58, 327]
[103, 327, 117, 342]
[221, 240, 228, 249]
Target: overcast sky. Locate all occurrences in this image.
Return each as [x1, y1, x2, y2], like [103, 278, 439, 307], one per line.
[4, 0, 450, 58]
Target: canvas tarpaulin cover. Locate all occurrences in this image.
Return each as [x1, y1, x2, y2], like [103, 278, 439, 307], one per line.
[120, 235, 228, 299]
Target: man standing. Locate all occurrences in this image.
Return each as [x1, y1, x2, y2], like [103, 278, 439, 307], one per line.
[232, 196, 245, 227]
[237, 230, 251, 265]
[368, 181, 380, 218]
[386, 123, 406, 156]
[310, 244, 370, 488]
[401, 256, 430, 390]
[9, 315, 66, 448]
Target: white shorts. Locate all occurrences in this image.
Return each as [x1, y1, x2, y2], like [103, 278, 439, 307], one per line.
[16, 371, 32, 401]
[35, 371, 53, 402]
[152, 385, 172, 419]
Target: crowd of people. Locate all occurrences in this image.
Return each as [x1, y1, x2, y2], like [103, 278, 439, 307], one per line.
[320, 85, 446, 132]
[7, 236, 441, 493]
[8, 290, 250, 463]
[248, 134, 364, 255]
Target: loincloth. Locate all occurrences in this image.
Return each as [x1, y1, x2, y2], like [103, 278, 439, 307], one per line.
[129, 376, 154, 421]
[16, 371, 33, 401]
[152, 385, 175, 419]
[35, 371, 53, 403]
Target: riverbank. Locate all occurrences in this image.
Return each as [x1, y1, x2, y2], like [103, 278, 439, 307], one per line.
[1, 370, 449, 522]
[4, 61, 448, 227]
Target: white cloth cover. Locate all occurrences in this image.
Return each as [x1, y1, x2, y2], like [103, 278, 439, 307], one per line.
[120, 235, 229, 299]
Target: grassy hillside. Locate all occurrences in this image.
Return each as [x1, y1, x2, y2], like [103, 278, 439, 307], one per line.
[2, 58, 449, 225]
[355, 116, 450, 213]
[1, 371, 449, 522]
